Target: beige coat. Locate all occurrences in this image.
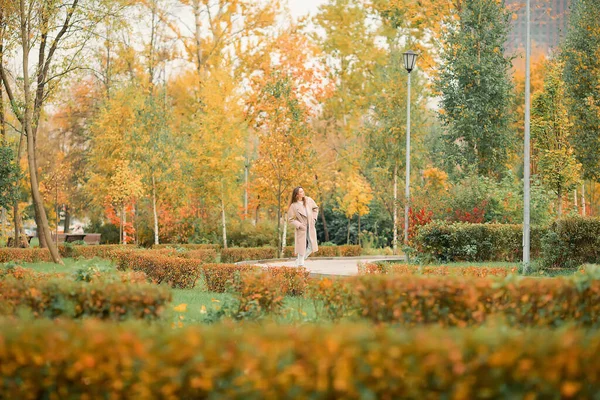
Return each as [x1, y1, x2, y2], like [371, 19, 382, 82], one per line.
[288, 197, 319, 257]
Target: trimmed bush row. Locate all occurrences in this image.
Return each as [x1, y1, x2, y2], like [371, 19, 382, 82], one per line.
[181, 249, 218, 264]
[220, 247, 278, 263]
[0, 320, 598, 399]
[58, 244, 134, 259]
[308, 274, 600, 326]
[541, 216, 600, 268]
[358, 263, 517, 277]
[414, 222, 543, 262]
[152, 243, 221, 251]
[201, 264, 310, 296]
[0, 278, 170, 320]
[284, 245, 362, 257]
[201, 263, 260, 292]
[0, 248, 52, 263]
[114, 251, 202, 289]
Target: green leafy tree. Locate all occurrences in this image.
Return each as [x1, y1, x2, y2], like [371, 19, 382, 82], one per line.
[562, 0, 600, 182]
[532, 59, 581, 215]
[435, 0, 515, 179]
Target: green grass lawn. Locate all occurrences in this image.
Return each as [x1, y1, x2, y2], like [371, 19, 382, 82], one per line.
[15, 257, 114, 273]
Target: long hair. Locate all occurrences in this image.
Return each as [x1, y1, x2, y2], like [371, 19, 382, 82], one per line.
[289, 186, 306, 208]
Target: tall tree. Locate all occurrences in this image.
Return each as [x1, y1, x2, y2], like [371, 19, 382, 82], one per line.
[435, 0, 515, 179]
[247, 30, 328, 256]
[0, 0, 104, 262]
[532, 59, 581, 215]
[562, 0, 600, 183]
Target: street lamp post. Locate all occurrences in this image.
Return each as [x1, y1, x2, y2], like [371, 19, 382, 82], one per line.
[523, 0, 531, 272]
[403, 50, 417, 247]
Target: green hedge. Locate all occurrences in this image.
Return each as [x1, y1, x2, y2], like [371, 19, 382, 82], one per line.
[0, 320, 598, 398]
[414, 222, 543, 262]
[541, 217, 600, 268]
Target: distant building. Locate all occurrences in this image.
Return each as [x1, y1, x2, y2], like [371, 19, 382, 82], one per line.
[506, 0, 570, 54]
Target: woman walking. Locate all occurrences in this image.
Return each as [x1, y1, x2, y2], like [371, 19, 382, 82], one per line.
[288, 186, 319, 266]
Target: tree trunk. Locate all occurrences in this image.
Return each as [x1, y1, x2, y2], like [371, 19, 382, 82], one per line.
[347, 218, 351, 245]
[192, 0, 203, 75]
[121, 204, 126, 244]
[221, 197, 227, 249]
[244, 161, 248, 219]
[12, 132, 25, 247]
[152, 174, 159, 245]
[582, 182, 586, 216]
[574, 188, 578, 212]
[255, 195, 260, 225]
[0, 208, 5, 241]
[358, 213, 361, 244]
[276, 183, 282, 258]
[20, 0, 61, 263]
[557, 188, 563, 216]
[393, 162, 398, 255]
[281, 211, 287, 257]
[320, 205, 329, 242]
[36, 213, 47, 248]
[64, 205, 70, 233]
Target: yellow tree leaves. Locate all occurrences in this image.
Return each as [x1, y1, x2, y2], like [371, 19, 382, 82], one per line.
[337, 172, 373, 219]
[108, 160, 144, 208]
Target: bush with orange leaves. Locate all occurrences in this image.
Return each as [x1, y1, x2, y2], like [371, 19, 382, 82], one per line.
[181, 249, 218, 264]
[114, 251, 202, 289]
[152, 243, 221, 251]
[0, 278, 170, 320]
[201, 263, 260, 292]
[358, 263, 517, 278]
[1, 320, 597, 399]
[309, 273, 600, 326]
[58, 244, 133, 259]
[234, 271, 285, 319]
[220, 247, 278, 263]
[265, 266, 310, 296]
[0, 248, 52, 263]
[284, 245, 361, 258]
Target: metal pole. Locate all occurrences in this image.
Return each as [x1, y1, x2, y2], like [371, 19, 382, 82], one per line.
[404, 72, 411, 246]
[523, 0, 531, 271]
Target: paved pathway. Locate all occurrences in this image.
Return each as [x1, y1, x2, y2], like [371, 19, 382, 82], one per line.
[253, 256, 405, 276]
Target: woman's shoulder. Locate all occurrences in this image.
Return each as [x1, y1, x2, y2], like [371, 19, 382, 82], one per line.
[306, 197, 317, 205]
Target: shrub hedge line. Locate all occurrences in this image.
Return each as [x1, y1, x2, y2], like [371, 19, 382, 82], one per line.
[220, 247, 278, 263]
[358, 263, 517, 277]
[541, 217, 600, 268]
[199, 264, 309, 296]
[0, 248, 52, 263]
[114, 251, 202, 289]
[152, 243, 221, 251]
[181, 249, 218, 264]
[58, 244, 133, 259]
[201, 264, 260, 292]
[0, 320, 598, 399]
[284, 245, 362, 257]
[308, 274, 600, 326]
[414, 222, 543, 262]
[0, 278, 170, 320]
